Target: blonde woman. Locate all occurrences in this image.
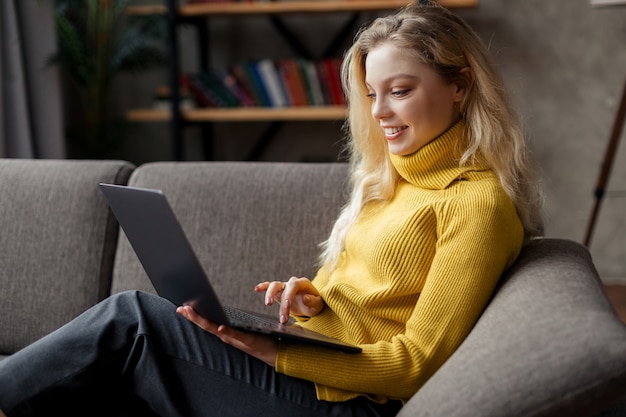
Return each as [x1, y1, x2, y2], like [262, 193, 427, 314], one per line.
[0, 3, 542, 416]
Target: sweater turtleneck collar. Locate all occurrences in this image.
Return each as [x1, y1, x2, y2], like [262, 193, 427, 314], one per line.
[388, 121, 489, 190]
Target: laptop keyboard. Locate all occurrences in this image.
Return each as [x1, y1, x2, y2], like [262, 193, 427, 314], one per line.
[223, 306, 280, 330]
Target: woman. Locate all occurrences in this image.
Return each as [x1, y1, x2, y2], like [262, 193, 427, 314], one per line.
[0, 2, 543, 416]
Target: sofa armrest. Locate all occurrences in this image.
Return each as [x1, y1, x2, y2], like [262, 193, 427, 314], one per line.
[400, 238, 626, 417]
[0, 159, 134, 355]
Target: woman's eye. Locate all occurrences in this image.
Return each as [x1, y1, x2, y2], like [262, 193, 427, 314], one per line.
[392, 89, 409, 97]
[366, 93, 377, 100]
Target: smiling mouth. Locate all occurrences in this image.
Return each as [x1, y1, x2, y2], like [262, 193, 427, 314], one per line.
[383, 126, 408, 137]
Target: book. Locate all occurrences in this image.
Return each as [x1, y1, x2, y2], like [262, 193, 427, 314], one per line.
[256, 59, 290, 107]
[214, 68, 256, 107]
[315, 60, 333, 105]
[242, 61, 272, 106]
[180, 72, 241, 108]
[277, 59, 309, 106]
[198, 71, 240, 107]
[323, 57, 346, 105]
[298, 59, 325, 106]
[231, 64, 262, 106]
[180, 74, 221, 107]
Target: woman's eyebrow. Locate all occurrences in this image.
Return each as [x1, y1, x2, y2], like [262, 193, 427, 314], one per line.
[366, 73, 419, 86]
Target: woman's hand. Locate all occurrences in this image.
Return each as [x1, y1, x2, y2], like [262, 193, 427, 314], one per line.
[176, 305, 278, 367]
[255, 276, 324, 323]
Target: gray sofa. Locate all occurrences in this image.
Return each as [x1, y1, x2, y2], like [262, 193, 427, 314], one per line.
[1, 158, 626, 417]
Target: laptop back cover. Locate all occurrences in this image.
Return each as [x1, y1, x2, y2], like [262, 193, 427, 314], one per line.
[100, 183, 229, 323]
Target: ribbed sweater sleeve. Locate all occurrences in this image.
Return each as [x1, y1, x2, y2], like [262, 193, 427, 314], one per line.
[275, 123, 524, 403]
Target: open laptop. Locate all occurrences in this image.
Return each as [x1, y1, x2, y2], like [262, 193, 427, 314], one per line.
[99, 183, 361, 353]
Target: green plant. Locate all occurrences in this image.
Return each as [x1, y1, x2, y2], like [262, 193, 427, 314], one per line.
[51, 0, 167, 158]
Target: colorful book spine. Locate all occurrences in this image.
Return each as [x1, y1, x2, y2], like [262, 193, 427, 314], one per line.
[198, 72, 240, 107]
[256, 59, 290, 107]
[315, 60, 333, 105]
[244, 61, 272, 107]
[231, 64, 262, 106]
[181, 73, 224, 107]
[214, 68, 256, 107]
[323, 57, 346, 105]
[277, 59, 308, 106]
[298, 59, 325, 106]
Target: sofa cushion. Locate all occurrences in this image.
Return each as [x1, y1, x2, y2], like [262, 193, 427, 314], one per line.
[111, 162, 349, 315]
[399, 238, 626, 417]
[0, 159, 134, 355]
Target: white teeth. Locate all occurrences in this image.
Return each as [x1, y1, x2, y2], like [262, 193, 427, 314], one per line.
[384, 126, 406, 135]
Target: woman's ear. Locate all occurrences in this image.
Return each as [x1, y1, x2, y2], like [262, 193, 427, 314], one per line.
[453, 67, 473, 102]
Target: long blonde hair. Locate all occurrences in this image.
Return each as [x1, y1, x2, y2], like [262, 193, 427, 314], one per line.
[320, 2, 544, 268]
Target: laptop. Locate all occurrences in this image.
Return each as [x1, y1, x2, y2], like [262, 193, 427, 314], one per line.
[99, 183, 361, 353]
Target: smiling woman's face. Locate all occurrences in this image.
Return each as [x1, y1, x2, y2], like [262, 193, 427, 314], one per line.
[364, 43, 464, 156]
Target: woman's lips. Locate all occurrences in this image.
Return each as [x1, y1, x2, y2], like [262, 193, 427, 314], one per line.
[383, 126, 408, 140]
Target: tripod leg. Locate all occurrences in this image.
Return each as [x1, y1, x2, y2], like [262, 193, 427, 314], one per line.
[584, 74, 626, 247]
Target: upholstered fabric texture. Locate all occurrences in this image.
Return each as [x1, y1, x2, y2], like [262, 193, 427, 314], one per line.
[399, 239, 626, 417]
[111, 162, 349, 315]
[0, 159, 134, 354]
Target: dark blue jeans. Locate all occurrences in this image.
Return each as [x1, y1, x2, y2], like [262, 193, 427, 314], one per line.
[0, 291, 402, 417]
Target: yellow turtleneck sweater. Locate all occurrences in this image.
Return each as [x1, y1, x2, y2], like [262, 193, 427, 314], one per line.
[275, 122, 524, 403]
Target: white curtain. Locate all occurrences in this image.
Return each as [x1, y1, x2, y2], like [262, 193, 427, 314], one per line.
[0, 0, 64, 158]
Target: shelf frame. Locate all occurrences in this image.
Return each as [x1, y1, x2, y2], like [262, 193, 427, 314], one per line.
[127, 1, 478, 16]
[126, 106, 348, 122]
[127, 0, 478, 160]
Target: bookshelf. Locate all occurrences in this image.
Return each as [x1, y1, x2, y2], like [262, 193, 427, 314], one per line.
[126, 0, 479, 160]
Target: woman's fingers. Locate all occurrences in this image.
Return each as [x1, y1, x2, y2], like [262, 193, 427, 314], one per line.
[177, 305, 278, 366]
[255, 277, 322, 322]
[300, 293, 324, 315]
[254, 280, 286, 306]
[280, 277, 322, 321]
[176, 305, 219, 334]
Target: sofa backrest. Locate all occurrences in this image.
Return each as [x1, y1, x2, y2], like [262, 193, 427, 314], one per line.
[0, 159, 134, 355]
[111, 162, 349, 315]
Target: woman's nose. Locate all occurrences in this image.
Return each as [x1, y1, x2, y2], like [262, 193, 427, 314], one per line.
[371, 97, 390, 120]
